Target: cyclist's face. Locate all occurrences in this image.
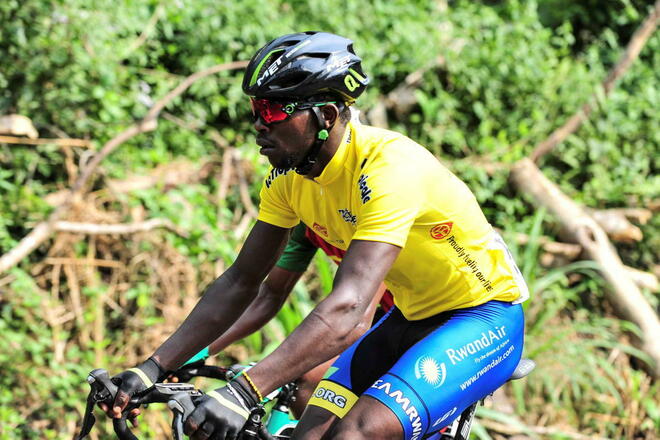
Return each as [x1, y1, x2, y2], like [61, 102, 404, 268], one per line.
[253, 105, 316, 169]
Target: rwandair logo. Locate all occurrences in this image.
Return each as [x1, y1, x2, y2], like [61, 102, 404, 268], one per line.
[414, 356, 447, 388]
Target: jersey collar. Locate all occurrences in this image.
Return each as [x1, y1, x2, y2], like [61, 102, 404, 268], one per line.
[314, 122, 353, 186]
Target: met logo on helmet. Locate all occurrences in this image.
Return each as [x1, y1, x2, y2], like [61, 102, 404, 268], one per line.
[256, 57, 283, 87]
[252, 40, 313, 87]
[326, 54, 352, 72]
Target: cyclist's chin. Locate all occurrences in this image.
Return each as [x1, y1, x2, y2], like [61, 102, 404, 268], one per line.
[263, 150, 298, 170]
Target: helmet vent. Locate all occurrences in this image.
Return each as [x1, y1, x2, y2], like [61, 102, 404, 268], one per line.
[271, 72, 307, 90]
[301, 53, 327, 59]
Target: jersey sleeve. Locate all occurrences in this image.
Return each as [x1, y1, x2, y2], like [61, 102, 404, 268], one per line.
[257, 168, 299, 228]
[352, 145, 424, 248]
[275, 223, 318, 272]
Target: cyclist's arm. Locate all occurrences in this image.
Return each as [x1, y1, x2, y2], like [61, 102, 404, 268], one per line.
[152, 220, 290, 370]
[206, 223, 317, 355]
[241, 239, 400, 395]
[209, 261, 386, 357]
[207, 266, 303, 355]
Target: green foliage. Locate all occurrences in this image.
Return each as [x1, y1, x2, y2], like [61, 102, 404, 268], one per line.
[0, 0, 657, 438]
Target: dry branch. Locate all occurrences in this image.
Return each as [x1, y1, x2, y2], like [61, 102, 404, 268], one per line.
[0, 60, 248, 274]
[624, 266, 659, 292]
[530, 1, 660, 162]
[123, 4, 164, 57]
[44, 257, 124, 268]
[367, 54, 447, 127]
[54, 218, 188, 237]
[509, 231, 582, 260]
[588, 208, 647, 242]
[0, 135, 92, 148]
[511, 159, 660, 377]
[43, 159, 218, 206]
[510, 231, 657, 290]
[233, 152, 258, 218]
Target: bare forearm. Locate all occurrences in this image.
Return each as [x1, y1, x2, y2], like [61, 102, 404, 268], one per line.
[208, 267, 303, 355]
[208, 287, 286, 355]
[244, 240, 401, 396]
[144, 221, 289, 371]
[246, 288, 369, 395]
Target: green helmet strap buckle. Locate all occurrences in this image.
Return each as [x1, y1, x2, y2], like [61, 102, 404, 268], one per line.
[317, 129, 329, 141]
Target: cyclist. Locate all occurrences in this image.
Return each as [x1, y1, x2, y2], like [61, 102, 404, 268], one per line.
[175, 221, 392, 418]
[101, 31, 528, 440]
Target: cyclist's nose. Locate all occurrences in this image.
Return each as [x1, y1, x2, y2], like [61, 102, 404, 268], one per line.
[253, 116, 269, 132]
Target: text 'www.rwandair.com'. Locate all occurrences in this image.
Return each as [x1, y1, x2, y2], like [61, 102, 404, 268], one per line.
[459, 344, 515, 391]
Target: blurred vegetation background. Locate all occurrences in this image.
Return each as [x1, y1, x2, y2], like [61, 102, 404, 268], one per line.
[0, 0, 658, 438]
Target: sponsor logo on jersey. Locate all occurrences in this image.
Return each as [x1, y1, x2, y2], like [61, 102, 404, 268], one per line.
[445, 326, 507, 365]
[264, 167, 290, 188]
[313, 222, 328, 237]
[430, 222, 453, 240]
[414, 356, 447, 388]
[338, 208, 357, 226]
[371, 380, 423, 440]
[313, 387, 347, 408]
[309, 380, 357, 418]
[357, 174, 372, 203]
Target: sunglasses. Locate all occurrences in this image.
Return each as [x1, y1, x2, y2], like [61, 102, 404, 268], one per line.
[249, 98, 337, 125]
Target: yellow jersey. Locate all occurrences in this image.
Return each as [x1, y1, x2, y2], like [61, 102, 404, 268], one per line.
[258, 122, 528, 320]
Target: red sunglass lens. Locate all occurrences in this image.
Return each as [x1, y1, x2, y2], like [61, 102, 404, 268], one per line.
[250, 99, 291, 124]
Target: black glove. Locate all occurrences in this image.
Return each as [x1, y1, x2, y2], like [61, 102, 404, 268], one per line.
[184, 380, 258, 440]
[108, 357, 167, 416]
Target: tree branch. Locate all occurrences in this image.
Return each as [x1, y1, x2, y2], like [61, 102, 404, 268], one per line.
[530, 1, 659, 162]
[54, 218, 188, 237]
[0, 60, 248, 274]
[123, 4, 164, 57]
[511, 159, 660, 377]
[0, 135, 92, 148]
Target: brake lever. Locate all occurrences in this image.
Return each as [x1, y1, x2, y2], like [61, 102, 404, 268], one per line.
[77, 369, 119, 439]
[241, 405, 267, 440]
[168, 390, 202, 440]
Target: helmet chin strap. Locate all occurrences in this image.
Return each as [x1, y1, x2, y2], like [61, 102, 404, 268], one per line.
[294, 106, 332, 175]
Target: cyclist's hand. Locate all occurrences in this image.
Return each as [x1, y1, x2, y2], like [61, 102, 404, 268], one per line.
[98, 357, 166, 421]
[184, 383, 255, 440]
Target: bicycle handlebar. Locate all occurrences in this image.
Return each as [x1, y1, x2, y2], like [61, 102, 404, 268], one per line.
[78, 364, 278, 440]
[77, 368, 205, 440]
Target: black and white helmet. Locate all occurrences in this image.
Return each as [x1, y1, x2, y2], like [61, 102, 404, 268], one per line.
[242, 31, 369, 103]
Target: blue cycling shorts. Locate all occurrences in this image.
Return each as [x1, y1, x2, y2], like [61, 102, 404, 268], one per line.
[307, 300, 524, 440]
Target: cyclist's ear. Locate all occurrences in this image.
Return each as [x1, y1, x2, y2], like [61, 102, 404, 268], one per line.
[320, 104, 340, 127]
